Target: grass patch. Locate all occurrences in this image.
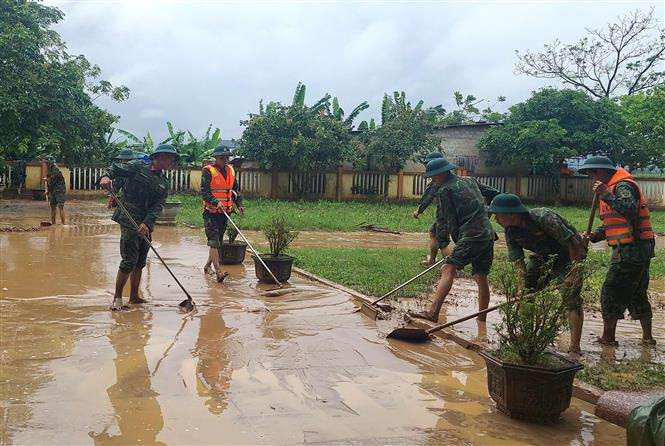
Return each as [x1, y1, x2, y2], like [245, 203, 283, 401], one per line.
[292, 246, 665, 305]
[577, 359, 665, 391]
[291, 247, 435, 298]
[172, 195, 665, 234]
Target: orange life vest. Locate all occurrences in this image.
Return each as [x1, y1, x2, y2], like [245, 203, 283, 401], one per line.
[203, 164, 236, 213]
[599, 168, 653, 246]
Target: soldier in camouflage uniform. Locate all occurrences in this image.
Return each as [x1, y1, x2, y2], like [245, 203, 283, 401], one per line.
[489, 193, 587, 354]
[106, 148, 135, 209]
[580, 156, 656, 346]
[43, 156, 66, 225]
[99, 144, 178, 311]
[411, 157, 500, 322]
[413, 152, 450, 266]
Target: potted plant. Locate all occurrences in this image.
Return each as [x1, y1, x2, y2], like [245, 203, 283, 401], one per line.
[156, 200, 182, 225]
[252, 214, 298, 283]
[219, 225, 247, 265]
[479, 261, 583, 422]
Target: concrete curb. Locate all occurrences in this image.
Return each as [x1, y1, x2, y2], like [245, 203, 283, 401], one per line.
[292, 266, 606, 407]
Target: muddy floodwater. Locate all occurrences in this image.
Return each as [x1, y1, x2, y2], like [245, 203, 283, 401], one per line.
[0, 200, 628, 444]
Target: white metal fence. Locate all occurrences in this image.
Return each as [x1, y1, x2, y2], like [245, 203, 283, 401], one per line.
[164, 169, 190, 192]
[352, 172, 387, 195]
[237, 170, 261, 195]
[0, 165, 13, 190]
[70, 166, 106, 191]
[412, 174, 427, 196]
[476, 176, 506, 192]
[288, 172, 326, 195]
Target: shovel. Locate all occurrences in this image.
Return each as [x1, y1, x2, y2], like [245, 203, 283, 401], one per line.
[108, 189, 196, 312]
[386, 300, 513, 342]
[357, 258, 445, 319]
[583, 192, 599, 248]
[40, 179, 52, 227]
[220, 207, 283, 288]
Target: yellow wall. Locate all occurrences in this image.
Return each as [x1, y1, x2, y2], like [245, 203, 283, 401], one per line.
[190, 169, 202, 192]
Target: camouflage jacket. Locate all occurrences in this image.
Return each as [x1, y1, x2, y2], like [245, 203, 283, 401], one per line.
[417, 181, 439, 215]
[435, 174, 497, 243]
[47, 165, 66, 194]
[591, 181, 655, 263]
[505, 208, 586, 262]
[100, 160, 169, 231]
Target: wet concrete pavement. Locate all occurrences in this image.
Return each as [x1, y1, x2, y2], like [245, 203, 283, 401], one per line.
[0, 200, 630, 444]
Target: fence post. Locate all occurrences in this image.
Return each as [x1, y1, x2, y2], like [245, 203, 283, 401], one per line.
[397, 170, 404, 199]
[335, 166, 343, 201]
[515, 172, 522, 197]
[270, 169, 278, 198]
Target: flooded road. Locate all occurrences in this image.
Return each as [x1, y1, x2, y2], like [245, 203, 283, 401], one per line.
[0, 200, 628, 444]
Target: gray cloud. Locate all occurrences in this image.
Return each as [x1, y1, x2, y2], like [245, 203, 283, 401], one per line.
[47, 0, 664, 142]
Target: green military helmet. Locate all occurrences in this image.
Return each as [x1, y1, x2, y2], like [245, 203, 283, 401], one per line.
[43, 155, 56, 164]
[578, 156, 616, 174]
[489, 193, 530, 214]
[423, 152, 443, 164]
[424, 157, 456, 178]
[211, 145, 233, 157]
[115, 148, 135, 161]
[150, 144, 180, 161]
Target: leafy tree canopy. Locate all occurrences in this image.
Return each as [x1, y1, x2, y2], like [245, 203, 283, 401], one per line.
[0, 0, 129, 167]
[238, 82, 355, 196]
[479, 88, 627, 173]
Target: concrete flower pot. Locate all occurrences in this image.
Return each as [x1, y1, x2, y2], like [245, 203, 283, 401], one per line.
[156, 201, 181, 225]
[480, 350, 583, 422]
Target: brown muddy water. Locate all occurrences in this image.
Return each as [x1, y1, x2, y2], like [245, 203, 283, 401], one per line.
[0, 200, 627, 444]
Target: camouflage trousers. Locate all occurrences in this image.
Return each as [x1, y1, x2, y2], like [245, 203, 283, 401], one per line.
[119, 225, 151, 273]
[525, 253, 582, 313]
[203, 211, 228, 248]
[601, 260, 652, 321]
[429, 222, 450, 249]
[48, 190, 66, 208]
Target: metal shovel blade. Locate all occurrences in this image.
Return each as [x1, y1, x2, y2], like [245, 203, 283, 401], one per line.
[386, 327, 431, 342]
[358, 302, 394, 320]
[179, 298, 195, 313]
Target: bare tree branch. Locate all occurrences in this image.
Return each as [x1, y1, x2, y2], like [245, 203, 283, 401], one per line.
[515, 7, 664, 97]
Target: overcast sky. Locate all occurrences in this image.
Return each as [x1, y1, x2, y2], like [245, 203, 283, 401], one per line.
[46, 0, 663, 143]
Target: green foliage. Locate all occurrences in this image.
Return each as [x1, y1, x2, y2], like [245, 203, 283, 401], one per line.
[226, 225, 239, 243]
[479, 88, 625, 174]
[0, 0, 129, 167]
[432, 92, 507, 125]
[356, 92, 441, 176]
[492, 259, 568, 365]
[618, 85, 665, 169]
[264, 214, 299, 256]
[238, 83, 354, 197]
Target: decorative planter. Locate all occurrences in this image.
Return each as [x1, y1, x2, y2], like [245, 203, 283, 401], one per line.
[252, 254, 295, 283]
[32, 189, 46, 201]
[219, 242, 247, 265]
[479, 350, 583, 422]
[156, 201, 181, 225]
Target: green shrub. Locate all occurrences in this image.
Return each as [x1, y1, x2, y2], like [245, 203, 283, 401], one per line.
[264, 214, 299, 256]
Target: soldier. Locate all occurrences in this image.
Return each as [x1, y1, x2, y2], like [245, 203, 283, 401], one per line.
[43, 156, 66, 225]
[579, 156, 656, 346]
[411, 157, 499, 322]
[202, 145, 244, 282]
[412, 152, 451, 266]
[489, 193, 587, 354]
[106, 148, 135, 209]
[98, 144, 179, 311]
